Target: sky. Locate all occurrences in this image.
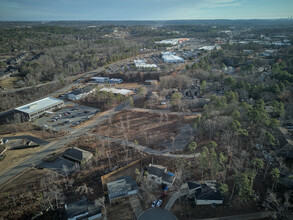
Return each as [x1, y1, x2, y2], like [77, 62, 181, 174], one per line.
[0, 0, 292, 21]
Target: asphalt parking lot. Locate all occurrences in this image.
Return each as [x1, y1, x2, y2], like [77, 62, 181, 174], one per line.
[34, 101, 99, 132]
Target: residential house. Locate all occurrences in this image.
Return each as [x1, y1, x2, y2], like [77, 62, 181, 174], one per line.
[147, 164, 176, 186]
[107, 176, 138, 204]
[63, 147, 93, 164]
[65, 198, 102, 220]
[187, 180, 223, 205]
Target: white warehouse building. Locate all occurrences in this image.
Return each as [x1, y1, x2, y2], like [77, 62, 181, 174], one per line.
[15, 97, 64, 121]
[161, 52, 185, 63]
[134, 60, 158, 68]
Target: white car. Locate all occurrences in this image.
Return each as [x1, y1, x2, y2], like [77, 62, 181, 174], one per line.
[156, 199, 162, 207]
[151, 200, 157, 208]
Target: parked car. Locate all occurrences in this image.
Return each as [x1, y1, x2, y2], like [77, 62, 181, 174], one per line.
[151, 200, 157, 208]
[156, 199, 162, 207]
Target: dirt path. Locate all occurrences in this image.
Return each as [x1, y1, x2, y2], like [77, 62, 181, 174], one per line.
[129, 194, 144, 218]
[87, 133, 198, 158]
[131, 108, 201, 116]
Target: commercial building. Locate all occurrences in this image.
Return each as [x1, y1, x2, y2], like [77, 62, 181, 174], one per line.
[99, 87, 133, 97]
[15, 97, 64, 121]
[161, 52, 184, 63]
[107, 176, 138, 203]
[134, 60, 158, 68]
[68, 86, 96, 101]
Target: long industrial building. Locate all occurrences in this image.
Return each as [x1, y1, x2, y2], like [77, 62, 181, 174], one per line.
[15, 97, 64, 121]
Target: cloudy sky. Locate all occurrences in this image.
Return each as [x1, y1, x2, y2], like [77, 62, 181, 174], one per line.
[0, 0, 292, 21]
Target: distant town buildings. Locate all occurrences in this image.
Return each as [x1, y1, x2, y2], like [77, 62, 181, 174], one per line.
[68, 86, 96, 101]
[155, 38, 189, 45]
[99, 87, 134, 97]
[91, 77, 123, 84]
[14, 97, 64, 121]
[134, 60, 158, 68]
[161, 52, 185, 63]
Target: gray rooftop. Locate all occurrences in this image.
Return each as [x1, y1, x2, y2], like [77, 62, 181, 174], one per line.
[63, 147, 93, 163]
[107, 176, 138, 201]
[148, 164, 166, 177]
[15, 97, 63, 114]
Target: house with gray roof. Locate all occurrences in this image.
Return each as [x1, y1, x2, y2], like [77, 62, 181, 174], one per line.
[107, 176, 138, 204]
[65, 198, 102, 220]
[147, 164, 176, 186]
[187, 180, 223, 205]
[63, 147, 93, 164]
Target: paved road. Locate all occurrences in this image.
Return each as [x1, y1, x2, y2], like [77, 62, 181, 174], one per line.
[0, 135, 50, 146]
[0, 95, 138, 185]
[0, 93, 198, 185]
[165, 183, 189, 211]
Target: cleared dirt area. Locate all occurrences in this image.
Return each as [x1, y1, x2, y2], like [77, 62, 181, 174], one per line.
[92, 110, 189, 149]
[0, 145, 44, 175]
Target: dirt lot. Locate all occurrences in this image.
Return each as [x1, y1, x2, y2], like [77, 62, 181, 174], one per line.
[92, 110, 191, 149]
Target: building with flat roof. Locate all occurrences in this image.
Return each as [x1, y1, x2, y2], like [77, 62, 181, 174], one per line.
[107, 176, 138, 203]
[15, 97, 64, 121]
[134, 60, 158, 68]
[161, 52, 184, 63]
[99, 87, 133, 97]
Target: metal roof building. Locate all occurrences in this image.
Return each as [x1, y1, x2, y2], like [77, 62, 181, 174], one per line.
[99, 87, 134, 97]
[161, 52, 184, 63]
[134, 60, 158, 68]
[15, 97, 64, 121]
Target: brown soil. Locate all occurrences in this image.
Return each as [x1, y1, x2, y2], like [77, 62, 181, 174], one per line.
[92, 110, 188, 149]
[0, 168, 53, 219]
[171, 200, 265, 220]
